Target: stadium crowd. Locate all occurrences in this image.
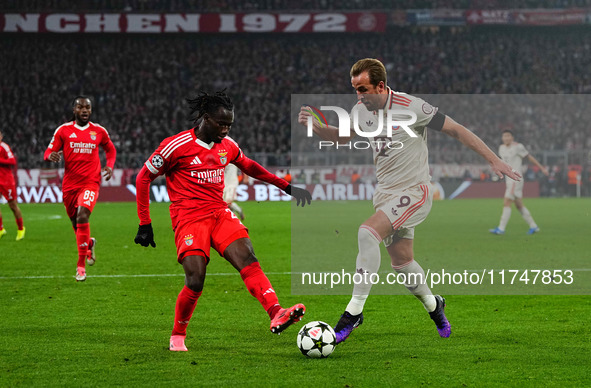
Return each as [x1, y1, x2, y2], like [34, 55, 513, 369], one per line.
[2, 26, 590, 172]
[2, 0, 591, 11]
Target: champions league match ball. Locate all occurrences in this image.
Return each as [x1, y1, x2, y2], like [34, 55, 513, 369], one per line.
[296, 321, 337, 358]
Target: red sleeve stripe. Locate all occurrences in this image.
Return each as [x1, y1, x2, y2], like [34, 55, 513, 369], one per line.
[391, 96, 411, 107]
[393, 93, 411, 103]
[161, 133, 192, 159]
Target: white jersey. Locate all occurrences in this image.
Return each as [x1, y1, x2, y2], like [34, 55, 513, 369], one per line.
[350, 88, 438, 191]
[499, 142, 528, 171]
[224, 163, 239, 188]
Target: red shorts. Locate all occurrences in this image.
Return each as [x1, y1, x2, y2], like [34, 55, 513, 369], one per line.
[0, 183, 17, 201]
[174, 208, 249, 263]
[62, 185, 100, 219]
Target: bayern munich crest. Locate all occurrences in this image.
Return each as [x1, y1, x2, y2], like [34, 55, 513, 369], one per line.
[151, 154, 164, 168]
[184, 234, 194, 246]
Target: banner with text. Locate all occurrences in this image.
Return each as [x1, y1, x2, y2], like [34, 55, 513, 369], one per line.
[0, 12, 387, 33]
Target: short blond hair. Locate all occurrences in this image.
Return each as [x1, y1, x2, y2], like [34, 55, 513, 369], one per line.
[350, 58, 387, 87]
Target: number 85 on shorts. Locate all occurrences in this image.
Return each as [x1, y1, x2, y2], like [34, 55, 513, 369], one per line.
[63, 187, 100, 218]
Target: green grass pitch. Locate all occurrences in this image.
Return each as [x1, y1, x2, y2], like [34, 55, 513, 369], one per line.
[0, 198, 589, 386]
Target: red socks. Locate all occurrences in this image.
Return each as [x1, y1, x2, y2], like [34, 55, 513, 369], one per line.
[172, 286, 202, 336]
[0, 216, 24, 230]
[170, 263, 280, 337]
[76, 222, 90, 268]
[240, 262, 281, 318]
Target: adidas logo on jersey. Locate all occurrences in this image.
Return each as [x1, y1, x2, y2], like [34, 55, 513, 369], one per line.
[190, 156, 202, 165]
[69, 133, 77, 138]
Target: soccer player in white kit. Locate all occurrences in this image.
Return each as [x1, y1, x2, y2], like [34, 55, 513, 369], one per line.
[489, 130, 549, 235]
[298, 58, 520, 343]
[224, 163, 245, 220]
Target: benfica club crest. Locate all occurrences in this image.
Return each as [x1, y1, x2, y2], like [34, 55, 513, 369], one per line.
[184, 234, 194, 246]
[89, 131, 97, 141]
[218, 151, 228, 165]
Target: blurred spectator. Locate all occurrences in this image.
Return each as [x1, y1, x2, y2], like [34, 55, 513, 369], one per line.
[0, 27, 590, 171]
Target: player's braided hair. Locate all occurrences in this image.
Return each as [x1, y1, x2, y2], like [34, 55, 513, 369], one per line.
[72, 95, 91, 108]
[186, 90, 234, 123]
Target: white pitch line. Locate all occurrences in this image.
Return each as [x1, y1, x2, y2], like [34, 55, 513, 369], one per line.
[1, 269, 590, 280]
[0, 272, 293, 280]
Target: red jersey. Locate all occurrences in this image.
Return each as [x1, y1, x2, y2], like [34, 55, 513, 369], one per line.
[43, 121, 116, 191]
[136, 128, 289, 226]
[0, 141, 17, 186]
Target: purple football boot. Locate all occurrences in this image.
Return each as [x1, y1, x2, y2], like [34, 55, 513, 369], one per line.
[429, 295, 451, 338]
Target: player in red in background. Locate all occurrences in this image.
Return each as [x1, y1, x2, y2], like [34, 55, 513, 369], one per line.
[134, 91, 312, 352]
[0, 129, 25, 241]
[44, 96, 117, 282]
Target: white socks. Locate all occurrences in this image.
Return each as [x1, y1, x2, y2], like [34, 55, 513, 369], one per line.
[519, 207, 537, 228]
[499, 206, 538, 230]
[345, 226, 438, 315]
[499, 206, 511, 231]
[346, 226, 381, 315]
[393, 260, 437, 312]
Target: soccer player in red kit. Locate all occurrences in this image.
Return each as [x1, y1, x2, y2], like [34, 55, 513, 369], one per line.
[134, 91, 312, 352]
[44, 96, 116, 281]
[0, 130, 25, 241]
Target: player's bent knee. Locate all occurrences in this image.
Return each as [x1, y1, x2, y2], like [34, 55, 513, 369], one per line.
[182, 256, 207, 292]
[185, 276, 204, 292]
[224, 238, 257, 270]
[76, 211, 90, 225]
[358, 225, 381, 246]
[229, 250, 257, 271]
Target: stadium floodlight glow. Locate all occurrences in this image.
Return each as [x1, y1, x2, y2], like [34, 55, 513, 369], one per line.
[306, 106, 418, 138]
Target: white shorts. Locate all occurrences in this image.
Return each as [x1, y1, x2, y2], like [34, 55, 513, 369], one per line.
[223, 184, 238, 203]
[373, 183, 433, 241]
[504, 178, 524, 200]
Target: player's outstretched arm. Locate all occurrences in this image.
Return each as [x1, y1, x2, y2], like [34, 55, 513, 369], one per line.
[233, 158, 312, 207]
[285, 184, 312, 207]
[134, 165, 156, 248]
[441, 116, 521, 181]
[527, 154, 550, 176]
[298, 106, 354, 144]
